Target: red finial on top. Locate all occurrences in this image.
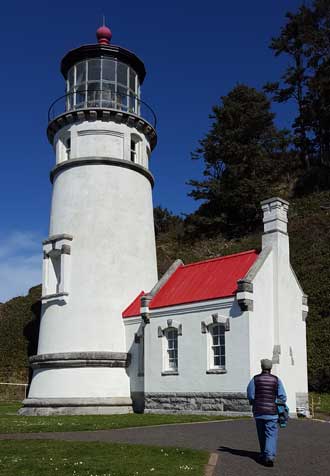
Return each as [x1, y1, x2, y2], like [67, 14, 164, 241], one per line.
[96, 23, 112, 45]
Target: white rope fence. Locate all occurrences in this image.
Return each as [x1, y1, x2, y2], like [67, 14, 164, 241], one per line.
[0, 382, 28, 398]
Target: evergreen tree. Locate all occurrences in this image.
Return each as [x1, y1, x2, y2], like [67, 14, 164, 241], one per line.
[265, 0, 330, 180]
[187, 84, 290, 237]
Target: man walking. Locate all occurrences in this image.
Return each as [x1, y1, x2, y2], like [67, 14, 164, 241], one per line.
[247, 359, 287, 467]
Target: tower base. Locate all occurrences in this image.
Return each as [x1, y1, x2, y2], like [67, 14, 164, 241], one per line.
[19, 397, 133, 416]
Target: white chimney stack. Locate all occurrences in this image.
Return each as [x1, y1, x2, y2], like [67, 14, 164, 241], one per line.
[261, 197, 289, 235]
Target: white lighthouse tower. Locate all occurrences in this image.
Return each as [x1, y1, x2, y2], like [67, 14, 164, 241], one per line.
[21, 25, 158, 415]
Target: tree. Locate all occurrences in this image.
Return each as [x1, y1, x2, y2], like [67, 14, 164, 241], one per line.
[187, 84, 290, 237]
[265, 0, 330, 176]
[153, 206, 183, 237]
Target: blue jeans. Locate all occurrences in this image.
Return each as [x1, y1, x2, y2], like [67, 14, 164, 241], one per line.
[255, 419, 278, 460]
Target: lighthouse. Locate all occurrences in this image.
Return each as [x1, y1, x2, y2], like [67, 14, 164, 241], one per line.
[21, 25, 158, 415]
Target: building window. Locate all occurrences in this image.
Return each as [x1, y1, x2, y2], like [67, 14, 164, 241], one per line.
[209, 324, 226, 370]
[201, 314, 229, 374]
[130, 139, 137, 162]
[164, 328, 178, 372]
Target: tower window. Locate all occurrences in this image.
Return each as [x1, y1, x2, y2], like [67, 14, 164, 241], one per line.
[65, 138, 71, 160]
[130, 139, 137, 162]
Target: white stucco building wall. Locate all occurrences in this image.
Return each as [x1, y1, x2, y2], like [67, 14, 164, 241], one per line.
[21, 25, 159, 415]
[123, 198, 309, 416]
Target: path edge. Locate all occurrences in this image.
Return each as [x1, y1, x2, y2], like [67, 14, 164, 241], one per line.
[204, 452, 219, 476]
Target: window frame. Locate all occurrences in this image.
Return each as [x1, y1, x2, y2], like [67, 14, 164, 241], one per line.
[201, 314, 229, 374]
[158, 320, 182, 376]
[164, 327, 178, 372]
[66, 59, 140, 113]
[209, 323, 226, 370]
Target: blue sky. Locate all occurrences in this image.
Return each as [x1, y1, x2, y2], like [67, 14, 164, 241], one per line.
[0, 0, 302, 301]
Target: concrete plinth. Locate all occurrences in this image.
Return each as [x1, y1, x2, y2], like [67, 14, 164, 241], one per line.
[19, 397, 133, 416]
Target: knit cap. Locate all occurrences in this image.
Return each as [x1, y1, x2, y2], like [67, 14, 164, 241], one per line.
[261, 359, 273, 370]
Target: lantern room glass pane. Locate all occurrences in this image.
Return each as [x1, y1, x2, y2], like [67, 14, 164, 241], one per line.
[75, 85, 86, 108]
[88, 59, 101, 81]
[87, 82, 101, 107]
[62, 57, 144, 117]
[68, 67, 74, 92]
[129, 95, 136, 113]
[101, 82, 115, 107]
[117, 62, 128, 86]
[102, 59, 116, 82]
[76, 61, 86, 85]
[129, 69, 136, 93]
[117, 85, 128, 110]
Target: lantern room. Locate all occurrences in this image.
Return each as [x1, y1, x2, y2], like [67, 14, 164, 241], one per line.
[47, 24, 157, 142]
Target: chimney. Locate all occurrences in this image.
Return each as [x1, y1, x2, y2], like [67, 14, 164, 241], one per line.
[261, 197, 290, 253]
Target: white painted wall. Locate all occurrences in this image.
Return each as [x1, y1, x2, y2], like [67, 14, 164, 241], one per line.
[143, 298, 250, 394]
[36, 162, 157, 354]
[248, 235, 308, 413]
[124, 317, 145, 393]
[30, 117, 157, 401]
[54, 121, 151, 168]
[259, 199, 309, 413]
[248, 250, 274, 376]
[28, 367, 130, 398]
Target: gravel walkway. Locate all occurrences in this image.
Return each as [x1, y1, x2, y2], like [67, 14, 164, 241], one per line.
[1, 419, 329, 475]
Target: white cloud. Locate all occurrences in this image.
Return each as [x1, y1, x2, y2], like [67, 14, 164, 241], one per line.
[0, 231, 42, 303]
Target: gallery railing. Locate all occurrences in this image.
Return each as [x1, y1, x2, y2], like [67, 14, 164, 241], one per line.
[48, 90, 157, 129]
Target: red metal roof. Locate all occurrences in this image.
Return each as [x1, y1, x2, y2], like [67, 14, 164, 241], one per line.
[122, 250, 258, 317]
[122, 291, 144, 318]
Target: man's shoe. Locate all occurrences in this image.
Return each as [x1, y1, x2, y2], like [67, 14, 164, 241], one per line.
[263, 459, 274, 467]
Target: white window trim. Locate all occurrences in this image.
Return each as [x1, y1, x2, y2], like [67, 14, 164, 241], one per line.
[130, 134, 142, 164]
[158, 319, 182, 375]
[201, 313, 229, 374]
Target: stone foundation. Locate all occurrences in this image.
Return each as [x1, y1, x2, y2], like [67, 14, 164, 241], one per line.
[144, 392, 251, 415]
[19, 397, 133, 416]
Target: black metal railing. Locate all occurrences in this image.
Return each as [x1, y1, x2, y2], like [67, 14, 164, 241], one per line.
[48, 90, 157, 129]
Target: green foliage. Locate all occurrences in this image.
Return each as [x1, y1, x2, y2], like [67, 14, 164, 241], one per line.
[187, 84, 292, 237]
[0, 440, 208, 476]
[310, 392, 330, 415]
[266, 0, 330, 183]
[0, 285, 41, 393]
[154, 206, 184, 237]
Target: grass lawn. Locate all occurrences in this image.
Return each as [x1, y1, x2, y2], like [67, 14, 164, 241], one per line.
[0, 402, 241, 434]
[0, 440, 208, 476]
